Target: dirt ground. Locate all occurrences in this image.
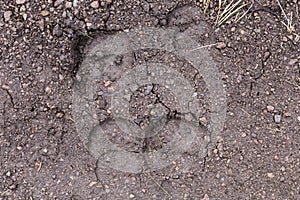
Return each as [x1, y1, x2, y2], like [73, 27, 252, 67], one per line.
[0, 0, 300, 199]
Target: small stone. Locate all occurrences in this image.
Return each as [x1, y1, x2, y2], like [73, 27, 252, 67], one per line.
[91, 1, 99, 8]
[202, 194, 210, 200]
[105, 0, 112, 3]
[267, 173, 275, 178]
[129, 194, 135, 198]
[282, 36, 288, 42]
[274, 155, 279, 160]
[17, 146, 22, 150]
[104, 80, 112, 87]
[144, 84, 153, 95]
[160, 19, 167, 26]
[266, 105, 274, 112]
[1, 84, 10, 90]
[22, 13, 27, 20]
[53, 24, 63, 37]
[4, 11, 12, 22]
[54, 0, 63, 7]
[297, 116, 300, 122]
[216, 42, 226, 49]
[288, 58, 298, 65]
[56, 112, 64, 118]
[16, 0, 26, 5]
[213, 149, 218, 154]
[6, 171, 11, 177]
[150, 110, 156, 116]
[41, 10, 50, 16]
[89, 182, 98, 187]
[274, 114, 282, 123]
[241, 132, 247, 137]
[65, 1, 72, 8]
[8, 184, 17, 190]
[199, 116, 207, 126]
[45, 86, 51, 93]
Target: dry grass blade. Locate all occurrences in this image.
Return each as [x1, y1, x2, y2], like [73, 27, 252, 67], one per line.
[234, 1, 254, 23]
[216, 0, 249, 26]
[276, 0, 299, 40]
[147, 173, 172, 199]
[203, 0, 211, 13]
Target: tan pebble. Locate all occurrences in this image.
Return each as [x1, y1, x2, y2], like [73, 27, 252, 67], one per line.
[266, 105, 274, 112]
[41, 10, 50, 16]
[16, 0, 26, 5]
[1, 84, 10, 90]
[288, 58, 298, 65]
[267, 173, 275, 178]
[56, 112, 64, 118]
[202, 194, 210, 200]
[91, 1, 99, 8]
[104, 80, 112, 87]
[216, 42, 226, 49]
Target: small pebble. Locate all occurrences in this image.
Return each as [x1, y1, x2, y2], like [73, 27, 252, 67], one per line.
[41, 10, 50, 17]
[129, 194, 135, 198]
[199, 116, 207, 126]
[56, 112, 64, 118]
[267, 173, 275, 178]
[266, 105, 274, 112]
[216, 42, 226, 49]
[144, 84, 153, 95]
[45, 86, 51, 93]
[16, 0, 26, 5]
[1, 84, 10, 90]
[6, 171, 11, 177]
[297, 116, 300, 122]
[4, 11, 12, 22]
[54, 0, 64, 7]
[104, 80, 112, 87]
[53, 24, 63, 37]
[274, 114, 282, 123]
[288, 58, 298, 65]
[202, 194, 210, 200]
[91, 1, 99, 8]
[282, 36, 288, 42]
[213, 149, 218, 154]
[65, 1, 72, 8]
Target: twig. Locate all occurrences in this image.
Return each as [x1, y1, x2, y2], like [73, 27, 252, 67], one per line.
[191, 43, 220, 51]
[78, 30, 94, 39]
[146, 173, 172, 199]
